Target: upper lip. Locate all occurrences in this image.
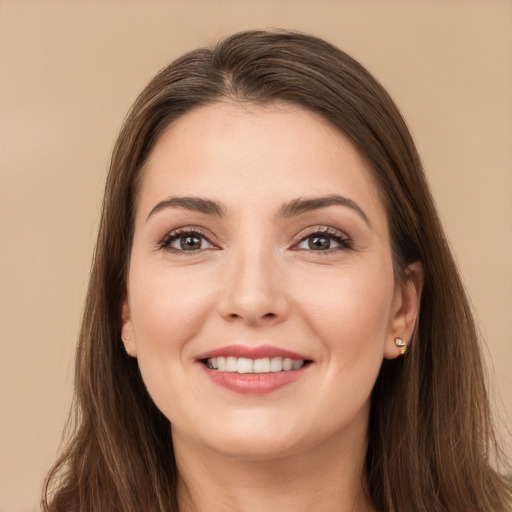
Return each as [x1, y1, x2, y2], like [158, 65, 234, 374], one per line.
[197, 344, 311, 361]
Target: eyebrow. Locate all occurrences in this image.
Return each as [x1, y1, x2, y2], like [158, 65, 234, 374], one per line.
[146, 196, 226, 221]
[276, 194, 371, 226]
[146, 194, 370, 227]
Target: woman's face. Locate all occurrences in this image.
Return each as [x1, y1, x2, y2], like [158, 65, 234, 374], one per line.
[122, 102, 418, 459]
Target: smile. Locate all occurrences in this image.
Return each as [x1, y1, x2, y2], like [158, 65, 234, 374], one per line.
[206, 356, 305, 373]
[197, 345, 313, 394]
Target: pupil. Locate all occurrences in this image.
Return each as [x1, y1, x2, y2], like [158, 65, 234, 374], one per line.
[181, 235, 201, 250]
[309, 236, 330, 250]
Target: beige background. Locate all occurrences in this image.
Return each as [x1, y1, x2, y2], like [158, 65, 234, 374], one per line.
[1, 1, 511, 510]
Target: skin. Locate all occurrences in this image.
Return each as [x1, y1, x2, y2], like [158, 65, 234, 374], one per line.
[121, 101, 422, 512]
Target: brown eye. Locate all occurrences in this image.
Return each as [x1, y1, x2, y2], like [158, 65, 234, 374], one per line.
[160, 230, 215, 252]
[297, 233, 341, 251]
[295, 229, 351, 252]
[308, 235, 332, 250]
[179, 235, 203, 251]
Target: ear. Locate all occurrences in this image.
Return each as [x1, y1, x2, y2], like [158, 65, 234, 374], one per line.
[384, 261, 423, 359]
[121, 298, 137, 358]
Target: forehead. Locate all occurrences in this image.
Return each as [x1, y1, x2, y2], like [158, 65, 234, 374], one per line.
[138, 101, 385, 224]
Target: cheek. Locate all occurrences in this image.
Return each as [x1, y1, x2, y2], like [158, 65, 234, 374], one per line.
[295, 263, 394, 365]
[127, 263, 218, 421]
[130, 262, 213, 343]
[127, 261, 217, 390]
[263, 263, 396, 444]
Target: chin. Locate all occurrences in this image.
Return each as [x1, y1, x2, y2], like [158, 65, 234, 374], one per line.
[172, 415, 310, 461]
[205, 435, 306, 461]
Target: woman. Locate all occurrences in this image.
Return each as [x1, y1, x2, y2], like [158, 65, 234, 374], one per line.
[42, 30, 511, 511]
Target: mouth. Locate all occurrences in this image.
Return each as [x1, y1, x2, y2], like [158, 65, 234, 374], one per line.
[196, 345, 313, 393]
[202, 356, 312, 373]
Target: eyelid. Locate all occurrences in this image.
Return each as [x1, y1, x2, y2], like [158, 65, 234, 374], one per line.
[291, 225, 352, 251]
[155, 224, 351, 253]
[157, 226, 220, 252]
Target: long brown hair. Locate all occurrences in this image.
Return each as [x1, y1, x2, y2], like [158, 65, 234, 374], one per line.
[43, 29, 511, 511]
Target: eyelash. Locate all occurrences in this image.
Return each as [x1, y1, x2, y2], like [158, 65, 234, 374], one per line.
[294, 226, 352, 253]
[157, 226, 352, 254]
[157, 227, 217, 253]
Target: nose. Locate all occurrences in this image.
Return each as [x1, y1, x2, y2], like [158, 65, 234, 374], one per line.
[216, 247, 290, 326]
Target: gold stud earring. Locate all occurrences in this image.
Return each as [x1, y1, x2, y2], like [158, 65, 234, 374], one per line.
[395, 337, 407, 355]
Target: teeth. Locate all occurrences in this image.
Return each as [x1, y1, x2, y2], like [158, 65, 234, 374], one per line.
[292, 360, 303, 370]
[237, 357, 253, 374]
[270, 357, 283, 372]
[207, 356, 305, 373]
[226, 356, 237, 372]
[253, 358, 270, 373]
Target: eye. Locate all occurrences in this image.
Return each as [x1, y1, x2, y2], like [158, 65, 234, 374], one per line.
[159, 229, 216, 252]
[295, 228, 351, 252]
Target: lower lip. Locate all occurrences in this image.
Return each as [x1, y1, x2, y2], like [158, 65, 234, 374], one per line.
[201, 364, 310, 394]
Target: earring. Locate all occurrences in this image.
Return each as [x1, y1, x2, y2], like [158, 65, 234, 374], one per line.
[122, 336, 134, 357]
[395, 337, 407, 355]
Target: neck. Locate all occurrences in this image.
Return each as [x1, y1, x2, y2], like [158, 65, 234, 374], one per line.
[173, 419, 373, 512]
